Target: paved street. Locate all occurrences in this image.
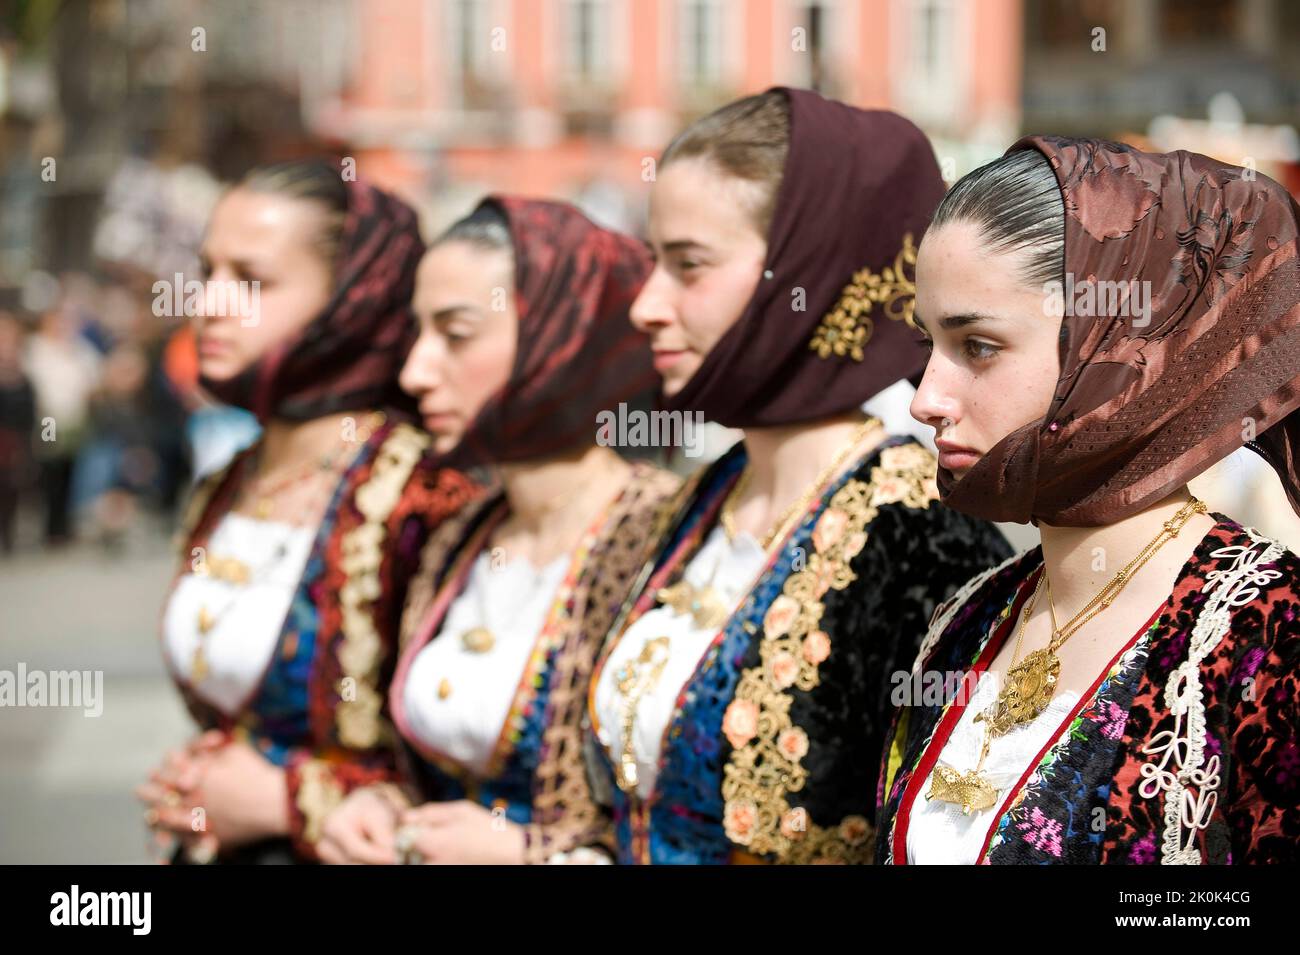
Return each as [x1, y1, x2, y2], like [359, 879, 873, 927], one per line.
[0, 515, 192, 863]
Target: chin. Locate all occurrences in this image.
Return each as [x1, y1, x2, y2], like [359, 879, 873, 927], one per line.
[659, 373, 690, 398]
[430, 431, 462, 455]
[196, 358, 241, 382]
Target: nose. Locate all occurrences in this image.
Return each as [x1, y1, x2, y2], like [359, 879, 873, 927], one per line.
[629, 265, 676, 333]
[194, 273, 244, 324]
[193, 277, 219, 321]
[910, 354, 961, 435]
[399, 326, 445, 399]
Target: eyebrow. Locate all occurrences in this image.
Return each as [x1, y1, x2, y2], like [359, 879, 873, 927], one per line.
[198, 251, 264, 274]
[430, 305, 484, 322]
[912, 312, 1001, 334]
[659, 239, 708, 255]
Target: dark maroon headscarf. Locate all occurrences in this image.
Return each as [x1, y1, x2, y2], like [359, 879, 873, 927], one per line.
[446, 195, 656, 466]
[664, 87, 946, 428]
[201, 178, 424, 422]
[941, 136, 1300, 526]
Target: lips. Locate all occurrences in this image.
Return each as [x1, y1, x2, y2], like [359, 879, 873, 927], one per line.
[935, 438, 980, 472]
[419, 407, 457, 430]
[196, 336, 233, 358]
[651, 348, 689, 372]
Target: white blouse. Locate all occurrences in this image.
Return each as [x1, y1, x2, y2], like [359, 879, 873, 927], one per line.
[401, 550, 569, 775]
[162, 512, 316, 715]
[593, 525, 768, 798]
[906, 670, 1080, 865]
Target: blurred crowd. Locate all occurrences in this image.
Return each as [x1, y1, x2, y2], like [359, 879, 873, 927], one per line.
[0, 272, 257, 556]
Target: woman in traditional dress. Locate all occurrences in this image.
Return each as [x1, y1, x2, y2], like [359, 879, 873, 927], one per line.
[137, 160, 478, 864]
[581, 88, 1014, 864]
[877, 137, 1300, 864]
[316, 197, 679, 864]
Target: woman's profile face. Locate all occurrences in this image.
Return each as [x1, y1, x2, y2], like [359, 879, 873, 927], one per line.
[194, 187, 334, 382]
[630, 156, 768, 396]
[909, 219, 1062, 478]
[399, 240, 518, 455]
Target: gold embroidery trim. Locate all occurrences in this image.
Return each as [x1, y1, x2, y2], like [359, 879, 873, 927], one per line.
[336, 423, 430, 749]
[295, 758, 346, 846]
[525, 465, 681, 863]
[720, 443, 938, 863]
[809, 233, 919, 362]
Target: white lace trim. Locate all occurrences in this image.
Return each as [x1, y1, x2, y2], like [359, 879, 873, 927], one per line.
[1138, 528, 1283, 865]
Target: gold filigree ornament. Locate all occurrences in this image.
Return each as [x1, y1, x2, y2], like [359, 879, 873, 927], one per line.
[336, 422, 426, 749]
[809, 233, 919, 362]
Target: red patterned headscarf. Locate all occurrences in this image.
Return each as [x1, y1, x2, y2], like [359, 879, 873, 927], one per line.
[663, 87, 946, 427]
[446, 195, 656, 465]
[201, 178, 424, 422]
[940, 137, 1300, 526]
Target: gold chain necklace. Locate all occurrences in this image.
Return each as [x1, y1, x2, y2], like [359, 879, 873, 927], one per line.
[614, 635, 671, 793]
[744, 416, 884, 550]
[927, 496, 1207, 815]
[660, 417, 883, 629]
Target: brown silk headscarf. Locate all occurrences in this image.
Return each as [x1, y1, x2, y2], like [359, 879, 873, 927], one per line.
[202, 177, 424, 422]
[940, 136, 1300, 526]
[445, 195, 657, 466]
[663, 87, 945, 427]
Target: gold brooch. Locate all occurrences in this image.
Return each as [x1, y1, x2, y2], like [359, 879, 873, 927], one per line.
[809, 233, 918, 362]
[926, 763, 999, 815]
[656, 580, 729, 631]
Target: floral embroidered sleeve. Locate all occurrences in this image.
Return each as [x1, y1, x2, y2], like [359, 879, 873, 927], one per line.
[1228, 602, 1300, 863]
[787, 493, 1012, 857]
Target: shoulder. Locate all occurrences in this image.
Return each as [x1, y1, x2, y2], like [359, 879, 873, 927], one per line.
[912, 545, 1040, 670]
[352, 420, 479, 526]
[1200, 517, 1300, 653]
[844, 436, 938, 512]
[846, 436, 1013, 559]
[591, 460, 683, 568]
[621, 459, 683, 512]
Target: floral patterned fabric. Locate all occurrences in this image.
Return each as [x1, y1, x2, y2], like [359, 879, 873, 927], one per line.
[939, 136, 1300, 527]
[878, 515, 1300, 864]
[587, 436, 1014, 864]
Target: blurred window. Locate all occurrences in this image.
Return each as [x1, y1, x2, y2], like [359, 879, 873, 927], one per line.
[678, 0, 723, 88]
[1160, 0, 1241, 44]
[564, 0, 614, 82]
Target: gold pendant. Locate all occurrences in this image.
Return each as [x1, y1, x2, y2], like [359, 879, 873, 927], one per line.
[926, 763, 998, 815]
[461, 626, 495, 653]
[212, 555, 250, 585]
[656, 580, 729, 630]
[618, 755, 640, 792]
[192, 645, 210, 684]
[976, 646, 1060, 737]
[197, 604, 214, 634]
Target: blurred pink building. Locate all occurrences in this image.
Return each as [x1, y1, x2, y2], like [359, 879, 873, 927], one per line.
[300, 0, 1024, 227]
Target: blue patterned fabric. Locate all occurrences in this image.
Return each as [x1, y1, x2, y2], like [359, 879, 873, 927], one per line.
[232, 457, 358, 767]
